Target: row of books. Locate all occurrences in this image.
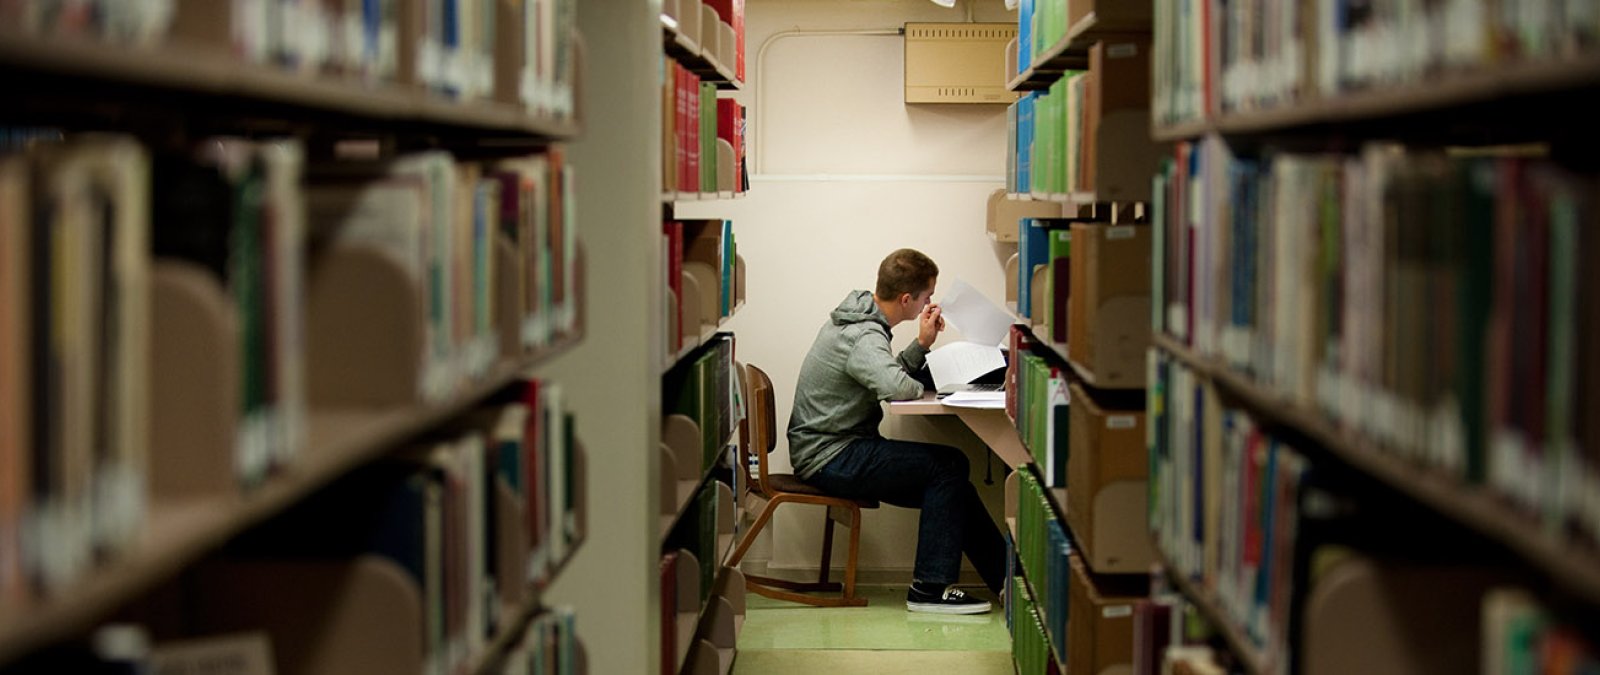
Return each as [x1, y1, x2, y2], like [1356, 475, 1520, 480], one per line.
[661, 220, 741, 356]
[658, 478, 738, 675]
[1014, 216, 1154, 389]
[1154, 139, 1600, 540]
[2, 0, 579, 116]
[1007, 523, 1145, 675]
[222, 384, 581, 675]
[1009, 570, 1061, 675]
[1005, 39, 1158, 201]
[662, 60, 748, 195]
[664, 334, 740, 474]
[1007, 72, 1089, 198]
[0, 133, 580, 610]
[1482, 588, 1599, 674]
[667, 0, 747, 82]
[1153, 0, 1600, 127]
[312, 147, 580, 404]
[1015, 467, 1072, 661]
[1149, 351, 1307, 669]
[0, 0, 174, 46]
[500, 608, 580, 675]
[1007, 326, 1071, 486]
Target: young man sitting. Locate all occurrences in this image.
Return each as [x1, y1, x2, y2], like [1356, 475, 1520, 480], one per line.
[786, 248, 1008, 615]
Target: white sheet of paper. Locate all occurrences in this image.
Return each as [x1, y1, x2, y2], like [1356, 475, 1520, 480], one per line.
[942, 391, 1007, 408]
[938, 277, 1015, 349]
[925, 341, 1007, 392]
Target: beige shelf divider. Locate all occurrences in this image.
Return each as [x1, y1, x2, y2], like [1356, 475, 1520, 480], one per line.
[712, 567, 747, 635]
[189, 556, 425, 675]
[149, 261, 241, 500]
[1005, 253, 1020, 304]
[683, 262, 718, 328]
[673, 548, 702, 674]
[734, 255, 746, 308]
[495, 480, 529, 609]
[695, 595, 737, 674]
[682, 638, 721, 675]
[1299, 556, 1506, 675]
[306, 244, 426, 408]
[680, 271, 704, 348]
[661, 444, 682, 517]
[715, 140, 735, 193]
[715, 481, 735, 565]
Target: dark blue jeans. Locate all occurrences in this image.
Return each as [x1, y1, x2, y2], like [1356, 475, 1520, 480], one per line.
[807, 437, 1008, 594]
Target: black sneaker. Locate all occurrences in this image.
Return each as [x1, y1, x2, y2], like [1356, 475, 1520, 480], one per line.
[906, 583, 992, 615]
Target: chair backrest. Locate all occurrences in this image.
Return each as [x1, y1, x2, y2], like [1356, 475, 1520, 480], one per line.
[745, 364, 778, 497]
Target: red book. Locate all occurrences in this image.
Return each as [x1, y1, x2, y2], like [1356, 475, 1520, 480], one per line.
[716, 99, 740, 191]
[676, 64, 692, 193]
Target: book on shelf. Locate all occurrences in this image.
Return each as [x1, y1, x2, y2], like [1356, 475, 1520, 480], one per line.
[0, 134, 153, 600]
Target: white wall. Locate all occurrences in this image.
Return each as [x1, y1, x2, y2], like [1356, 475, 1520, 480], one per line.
[675, 0, 1020, 579]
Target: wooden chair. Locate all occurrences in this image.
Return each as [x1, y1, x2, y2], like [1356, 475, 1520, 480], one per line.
[726, 364, 877, 607]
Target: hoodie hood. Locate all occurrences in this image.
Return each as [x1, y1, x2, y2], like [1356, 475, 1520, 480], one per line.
[830, 290, 889, 329]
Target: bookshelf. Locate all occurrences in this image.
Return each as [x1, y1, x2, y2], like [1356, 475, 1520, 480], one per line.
[0, 1, 594, 671]
[658, 1, 747, 671]
[1145, 7, 1600, 670]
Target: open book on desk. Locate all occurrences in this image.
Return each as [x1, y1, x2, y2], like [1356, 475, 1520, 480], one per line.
[925, 278, 1016, 400]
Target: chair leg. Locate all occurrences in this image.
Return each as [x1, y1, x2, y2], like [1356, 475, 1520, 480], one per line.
[726, 499, 778, 569]
[818, 512, 835, 585]
[844, 507, 861, 601]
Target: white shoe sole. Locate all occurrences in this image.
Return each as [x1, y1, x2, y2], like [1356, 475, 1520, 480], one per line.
[906, 600, 993, 615]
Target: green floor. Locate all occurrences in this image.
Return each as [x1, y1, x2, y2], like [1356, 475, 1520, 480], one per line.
[733, 585, 1014, 674]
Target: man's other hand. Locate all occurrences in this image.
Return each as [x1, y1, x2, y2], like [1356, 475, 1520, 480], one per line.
[918, 304, 945, 348]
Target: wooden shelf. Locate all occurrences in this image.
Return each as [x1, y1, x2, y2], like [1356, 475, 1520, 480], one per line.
[1150, 543, 1269, 675]
[665, 191, 745, 205]
[0, 332, 583, 666]
[1150, 53, 1600, 141]
[1007, 12, 1152, 92]
[0, 32, 578, 140]
[1151, 333, 1600, 608]
[661, 17, 743, 91]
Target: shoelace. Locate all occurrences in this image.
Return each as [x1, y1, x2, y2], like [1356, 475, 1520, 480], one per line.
[942, 587, 970, 601]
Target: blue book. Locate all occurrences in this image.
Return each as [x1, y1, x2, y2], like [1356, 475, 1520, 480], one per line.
[1018, 0, 1035, 73]
[1046, 521, 1069, 659]
[1017, 93, 1036, 190]
[1018, 218, 1049, 319]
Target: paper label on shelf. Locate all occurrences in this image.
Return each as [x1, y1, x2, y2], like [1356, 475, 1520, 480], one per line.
[1107, 43, 1138, 58]
[378, 26, 398, 77]
[1107, 416, 1136, 430]
[443, 50, 467, 92]
[1107, 225, 1136, 240]
[1102, 605, 1133, 619]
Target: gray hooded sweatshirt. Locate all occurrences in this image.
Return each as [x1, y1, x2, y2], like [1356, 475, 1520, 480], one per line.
[786, 290, 929, 478]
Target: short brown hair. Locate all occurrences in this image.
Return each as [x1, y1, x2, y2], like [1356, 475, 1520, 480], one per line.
[875, 248, 939, 300]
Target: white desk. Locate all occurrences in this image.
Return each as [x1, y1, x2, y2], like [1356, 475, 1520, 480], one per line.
[887, 393, 1032, 469]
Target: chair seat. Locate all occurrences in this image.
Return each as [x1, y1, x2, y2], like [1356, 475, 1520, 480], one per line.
[768, 473, 879, 509]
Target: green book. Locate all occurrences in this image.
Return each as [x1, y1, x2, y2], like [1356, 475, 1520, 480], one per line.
[701, 83, 717, 192]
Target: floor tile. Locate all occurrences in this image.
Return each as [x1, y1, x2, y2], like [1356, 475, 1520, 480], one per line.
[737, 586, 1010, 653]
[731, 649, 1014, 675]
